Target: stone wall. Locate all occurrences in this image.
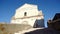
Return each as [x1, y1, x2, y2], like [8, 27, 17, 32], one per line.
[0, 24, 32, 34]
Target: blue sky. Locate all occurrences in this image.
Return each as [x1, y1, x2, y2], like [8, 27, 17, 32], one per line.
[0, 0, 60, 27]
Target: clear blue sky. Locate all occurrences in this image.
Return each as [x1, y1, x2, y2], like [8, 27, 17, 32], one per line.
[0, 0, 60, 27]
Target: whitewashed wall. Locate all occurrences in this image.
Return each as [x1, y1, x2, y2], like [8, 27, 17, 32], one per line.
[11, 3, 44, 27]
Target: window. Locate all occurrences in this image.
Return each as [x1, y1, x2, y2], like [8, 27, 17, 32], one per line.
[24, 12, 27, 16]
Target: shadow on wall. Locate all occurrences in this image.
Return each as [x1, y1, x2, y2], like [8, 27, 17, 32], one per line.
[47, 13, 60, 31]
[24, 13, 60, 34]
[33, 19, 44, 28]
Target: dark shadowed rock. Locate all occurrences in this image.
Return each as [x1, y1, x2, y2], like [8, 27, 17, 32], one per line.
[24, 28, 60, 34]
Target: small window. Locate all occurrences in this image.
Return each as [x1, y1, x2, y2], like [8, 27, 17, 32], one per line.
[24, 12, 27, 16]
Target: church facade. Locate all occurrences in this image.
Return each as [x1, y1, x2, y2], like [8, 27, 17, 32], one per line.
[11, 3, 44, 27]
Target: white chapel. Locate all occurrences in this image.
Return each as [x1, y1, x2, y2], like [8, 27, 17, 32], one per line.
[11, 3, 44, 27]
